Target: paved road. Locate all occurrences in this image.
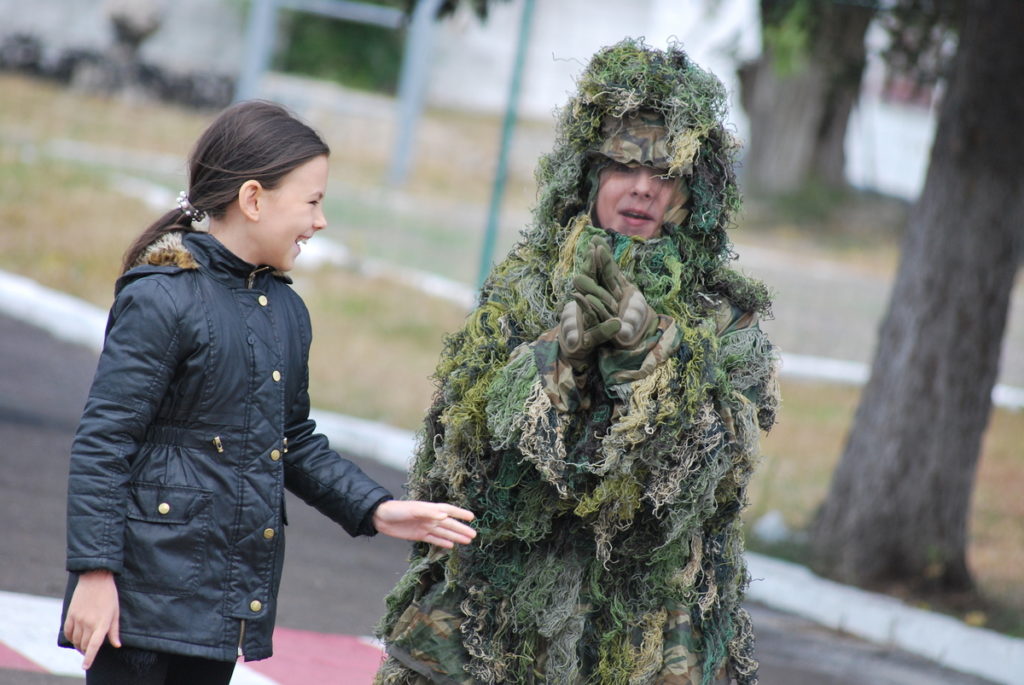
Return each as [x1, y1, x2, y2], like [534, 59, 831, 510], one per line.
[731, 241, 1024, 391]
[0, 312, 996, 684]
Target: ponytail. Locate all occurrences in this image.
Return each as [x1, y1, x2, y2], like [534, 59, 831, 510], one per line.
[120, 101, 329, 275]
[121, 210, 197, 274]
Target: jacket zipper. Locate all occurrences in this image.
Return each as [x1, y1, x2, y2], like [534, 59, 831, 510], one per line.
[246, 266, 271, 289]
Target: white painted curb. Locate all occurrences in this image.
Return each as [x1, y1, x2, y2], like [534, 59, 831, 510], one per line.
[308, 409, 415, 473]
[0, 270, 107, 352]
[746, 554, 1023, 684]
[780, 351, 1024, 411]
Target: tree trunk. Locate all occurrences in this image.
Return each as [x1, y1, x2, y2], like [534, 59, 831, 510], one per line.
[810, 0, 1024, 592]
[807, 9, 872, 187]
[739, 1, 873, 194]
[738, 47, 828, 193]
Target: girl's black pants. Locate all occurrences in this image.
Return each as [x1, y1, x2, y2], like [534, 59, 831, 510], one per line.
[86, 643, 236, 685]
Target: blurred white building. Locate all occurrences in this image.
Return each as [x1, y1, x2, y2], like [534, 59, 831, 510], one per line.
[426, 0, 759, 123]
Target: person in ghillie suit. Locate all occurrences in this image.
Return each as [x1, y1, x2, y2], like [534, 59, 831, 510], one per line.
[375, 38, 779, 685]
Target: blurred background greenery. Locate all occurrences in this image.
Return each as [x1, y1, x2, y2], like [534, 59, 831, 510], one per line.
[276, 5, 405, 93]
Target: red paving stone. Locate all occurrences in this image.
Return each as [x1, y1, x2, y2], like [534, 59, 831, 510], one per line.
[0, 642, 47, 673]
[245, 626, 385, 684]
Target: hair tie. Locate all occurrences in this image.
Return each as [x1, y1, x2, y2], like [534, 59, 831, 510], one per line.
[176, 191, 207, 223]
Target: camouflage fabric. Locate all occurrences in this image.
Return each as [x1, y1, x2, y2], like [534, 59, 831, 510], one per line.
[598, 111, 672, 170]
[533, 309, 683, 411]
[532, 331, 590, 413]
[383, 576, 731, 685]
[599, 315, 682, 389]
[386, 583, 473, 685]
[657, 603, 730, 685]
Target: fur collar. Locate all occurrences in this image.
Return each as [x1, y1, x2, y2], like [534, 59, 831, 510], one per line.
[133, 231, 288, 281]
[133, 231, 199, 270]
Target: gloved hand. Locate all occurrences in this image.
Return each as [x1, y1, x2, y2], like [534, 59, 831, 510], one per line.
[581, 236, 679, 389]
[544, 235, 678, 404]
[557, 242, 621, 364]
[557, 300, 621, 363]
[586, 237, 660, 350]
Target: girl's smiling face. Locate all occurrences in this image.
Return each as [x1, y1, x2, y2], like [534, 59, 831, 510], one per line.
[593, 162, 682, 239]
[247, 154, 329, 271]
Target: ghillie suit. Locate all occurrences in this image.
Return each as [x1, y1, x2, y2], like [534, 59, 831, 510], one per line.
[376, 39, 779, 685]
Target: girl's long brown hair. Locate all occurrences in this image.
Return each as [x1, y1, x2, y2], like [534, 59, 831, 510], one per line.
[122, 100, 330, 273]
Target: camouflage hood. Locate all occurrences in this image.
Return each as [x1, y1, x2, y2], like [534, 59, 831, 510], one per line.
[480, 38, 768, 340]
[515, 37, 742, 275]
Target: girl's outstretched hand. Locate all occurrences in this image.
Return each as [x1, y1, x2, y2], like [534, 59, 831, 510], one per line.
[64, 569, 121, 670]
[372, 500, 477, 548]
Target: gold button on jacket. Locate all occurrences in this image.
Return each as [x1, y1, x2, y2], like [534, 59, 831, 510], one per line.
[270, 449, 281, 461]
[263, 528, 275, 540]
[250, 600, 262, 612]
[157, 502, 171, 515]
[272, 370, 281, 382]
[257, 295, 268, 306]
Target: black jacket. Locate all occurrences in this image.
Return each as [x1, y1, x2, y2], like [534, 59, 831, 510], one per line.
[60, 231, 391, 661]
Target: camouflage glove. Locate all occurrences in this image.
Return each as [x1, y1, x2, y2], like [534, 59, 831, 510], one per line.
[588, 237, 660, 349]
[557, 300, 621, 365]
[532, 242, 621, 413]
[557, 246, 622, 366]
[584, 236, 681, 388]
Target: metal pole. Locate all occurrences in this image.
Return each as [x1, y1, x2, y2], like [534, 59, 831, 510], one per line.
[476, 0, 535, 288]
[235, 0, 279, 102]
[387, 0, 443, 186]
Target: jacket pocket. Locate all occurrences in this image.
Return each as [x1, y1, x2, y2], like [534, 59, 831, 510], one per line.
[120, 482, 212, 597]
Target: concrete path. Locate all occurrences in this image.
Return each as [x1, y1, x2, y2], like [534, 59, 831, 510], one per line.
[732, 239, 1024, 392]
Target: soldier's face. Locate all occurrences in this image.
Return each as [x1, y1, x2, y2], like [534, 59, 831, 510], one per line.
[594, 162, 682, 239]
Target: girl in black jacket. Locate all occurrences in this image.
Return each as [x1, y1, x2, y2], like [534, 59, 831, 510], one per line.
[60, 100, 476, 684]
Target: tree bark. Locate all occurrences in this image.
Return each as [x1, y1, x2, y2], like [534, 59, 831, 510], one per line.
[739, 1, 873, 194]
[810, 0, 1024, 592]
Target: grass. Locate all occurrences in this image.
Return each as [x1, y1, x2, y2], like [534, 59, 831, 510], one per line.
[2, 74, 209, 154]
[746, 380, 1024, 635]
[322, 187, 490, 285]
[0, 156, 146, 304]
[2, 72, 1021, 636]
[739, 190, 908, 276]
[294, 268, 468, 430]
